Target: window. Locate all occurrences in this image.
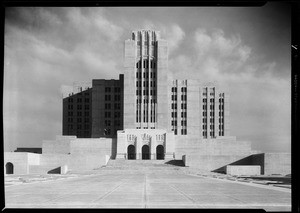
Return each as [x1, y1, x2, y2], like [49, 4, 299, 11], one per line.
[84, 98, 89, 103]
[114, 111, 120, 118]
[105, 87, 111, 93]
[115, 120, 120, 126]
[77, 98, 82, 103]
[174, 129, 177, 135]
[105, 103, 111, 109]
[105, 95, 111, 101]
[115, 87, 121, 93]
[84, 118, 89, 123]
[105, 120, 111, 126]
[172, 103, 177, 109]
[77, 118, 82, 123]
[84, 105, 89, 110]
[115, 95, 121, 101]
[84, 111, 89, 116]
[115, 103, 121, 109]
[77, 111, 82, 116]
[68, 111, 73, 116]
[105, 112, 111, 118]
[77, 105, 82, 110]
[105, 129, 111, 135]
[77, 124, 82, 130]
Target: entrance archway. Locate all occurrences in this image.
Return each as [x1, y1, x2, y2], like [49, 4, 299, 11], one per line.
[142, 145, 150, 160]
[156, 145, 164, 160]
[6, 162, 14, 174]
[127, 145, 136, 160]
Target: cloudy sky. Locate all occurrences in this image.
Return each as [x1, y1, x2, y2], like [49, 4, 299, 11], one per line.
[4, 4, 291, 153]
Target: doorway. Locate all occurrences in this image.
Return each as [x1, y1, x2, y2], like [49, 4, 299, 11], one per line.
[156, 145, 164, 160]
[142, 145, 150, 160]
[127, 145, 136, 160]
[6, 162, 14, 174]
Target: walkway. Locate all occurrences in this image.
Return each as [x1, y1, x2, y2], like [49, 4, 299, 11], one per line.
[5, 166, 291, 211]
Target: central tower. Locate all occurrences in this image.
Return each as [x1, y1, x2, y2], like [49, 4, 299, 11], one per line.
[123, 30, 168, 130]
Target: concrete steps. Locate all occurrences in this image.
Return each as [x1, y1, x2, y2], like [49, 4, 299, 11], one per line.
[105, 159, 185, 170]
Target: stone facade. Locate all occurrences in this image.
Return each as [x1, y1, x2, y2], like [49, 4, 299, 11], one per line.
[116, 129, 174, 160]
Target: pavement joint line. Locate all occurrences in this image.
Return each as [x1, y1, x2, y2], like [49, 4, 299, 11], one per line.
[89, 175, 133, 207]
[143, 173, 147, 208]
[161, 178, 198, 208]
[187, 174, 291, 193]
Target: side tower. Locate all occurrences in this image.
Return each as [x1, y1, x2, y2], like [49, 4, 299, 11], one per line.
[123, 30, 168, 130]
[199, 83, 230, 139]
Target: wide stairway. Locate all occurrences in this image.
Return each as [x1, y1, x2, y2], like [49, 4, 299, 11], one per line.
[97, 159, 186, 174]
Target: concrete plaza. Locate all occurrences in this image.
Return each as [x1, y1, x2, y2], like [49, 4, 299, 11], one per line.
[4, 165, 291, 211]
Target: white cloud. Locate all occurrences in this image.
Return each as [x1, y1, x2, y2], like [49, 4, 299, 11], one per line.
[194, 29, 212, 57]
[143, 21, 185, 54]
[194, 28, 252, 70]
[167, 24, 185, 53]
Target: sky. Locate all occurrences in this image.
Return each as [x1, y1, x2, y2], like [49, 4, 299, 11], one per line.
[3, 4, 291, 153]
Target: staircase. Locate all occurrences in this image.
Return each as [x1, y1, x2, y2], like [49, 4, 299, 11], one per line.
[101, 159, 186, 173]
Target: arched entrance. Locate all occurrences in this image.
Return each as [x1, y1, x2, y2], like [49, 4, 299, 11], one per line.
[142, 145, 150, 160]
[6, 162, 14, 174]
[127, 145, 136, 160]
[156, 145, 164, 160]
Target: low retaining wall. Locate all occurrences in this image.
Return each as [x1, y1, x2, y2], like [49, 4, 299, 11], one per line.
[226, 165, 261, 176]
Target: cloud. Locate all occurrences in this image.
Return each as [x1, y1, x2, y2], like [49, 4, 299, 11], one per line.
[166, 25, 185, 54]
[142, 21, 185, 54]
[4, 8, 125, 151]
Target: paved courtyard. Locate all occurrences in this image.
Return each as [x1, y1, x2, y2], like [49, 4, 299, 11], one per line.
[5, 168, 291, 211]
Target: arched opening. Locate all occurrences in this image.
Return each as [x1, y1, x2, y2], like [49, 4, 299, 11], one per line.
[127, 145, 136, 160]
[6, 162, 14, 174]
[142, 145, 150, 160]
[156, 145, 164, 160]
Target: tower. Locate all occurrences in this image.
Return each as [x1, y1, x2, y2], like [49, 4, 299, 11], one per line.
[123, 30, 168, 130]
